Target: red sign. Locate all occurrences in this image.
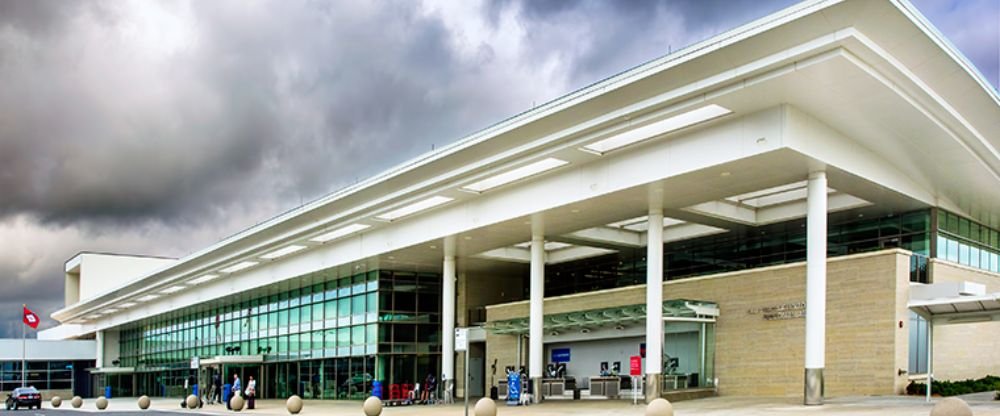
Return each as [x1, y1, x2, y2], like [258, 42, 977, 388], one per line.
[629, 355, 642, 376]
[23, 306, 39, 329]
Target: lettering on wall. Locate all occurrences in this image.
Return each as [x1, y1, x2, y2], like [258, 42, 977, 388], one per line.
[747, 301, 806, 321]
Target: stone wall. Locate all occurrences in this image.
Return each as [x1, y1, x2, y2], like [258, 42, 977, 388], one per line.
[929, 260, 1000, 381]
[484, 250, 912, 397]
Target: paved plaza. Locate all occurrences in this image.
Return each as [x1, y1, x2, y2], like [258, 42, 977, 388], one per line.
[36, 393, 1000, 416]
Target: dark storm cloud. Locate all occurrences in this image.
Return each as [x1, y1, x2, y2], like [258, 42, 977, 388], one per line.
[0, 1, 499, 227]
[487, 0, 798, 88]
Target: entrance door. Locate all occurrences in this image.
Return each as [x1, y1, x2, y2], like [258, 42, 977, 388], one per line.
[468, 357, 484, 397]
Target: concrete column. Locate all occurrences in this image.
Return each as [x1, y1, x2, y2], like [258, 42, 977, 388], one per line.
[442, 236, 457, 393]
[645, 196, 664, 403]
[96, 330, 105, 368]
[804, 170, 827, 405]
[529, 216, 545, 404]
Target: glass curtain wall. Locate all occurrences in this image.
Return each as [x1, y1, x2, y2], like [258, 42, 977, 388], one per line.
[118, 268, 440, 399]
[546, 210, 932, 297]
[936, 209, 1000, 274]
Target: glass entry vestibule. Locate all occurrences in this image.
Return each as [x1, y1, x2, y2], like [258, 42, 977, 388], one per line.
[487, 299, 718, 399]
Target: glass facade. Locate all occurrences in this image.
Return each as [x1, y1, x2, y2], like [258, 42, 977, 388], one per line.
[936, 209, 1000, 274]
[547, 210, 932, 297]
[0, 360, 93, 394]
[114, 269, 439, 399]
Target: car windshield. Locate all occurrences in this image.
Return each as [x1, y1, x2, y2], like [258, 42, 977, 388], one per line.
[14, 387, 39, 394]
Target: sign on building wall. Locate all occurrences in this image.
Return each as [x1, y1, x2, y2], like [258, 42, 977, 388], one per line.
[551, 348, 571, 363]
[747, 301, 806, 320]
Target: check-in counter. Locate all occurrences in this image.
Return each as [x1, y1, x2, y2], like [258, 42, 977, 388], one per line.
[541, 378, 565, 397]
[588, 376, 620, 398]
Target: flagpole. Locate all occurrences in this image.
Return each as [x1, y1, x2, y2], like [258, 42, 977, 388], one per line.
[22, 304, 26, 388]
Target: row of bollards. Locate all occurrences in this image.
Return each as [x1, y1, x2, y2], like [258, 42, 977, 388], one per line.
[45, 393, 974, 415]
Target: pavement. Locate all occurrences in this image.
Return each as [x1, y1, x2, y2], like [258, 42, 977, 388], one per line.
[20, 393, 1000, 415]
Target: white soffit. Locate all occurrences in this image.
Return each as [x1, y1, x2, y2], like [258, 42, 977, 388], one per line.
[684, 181, 872, 226]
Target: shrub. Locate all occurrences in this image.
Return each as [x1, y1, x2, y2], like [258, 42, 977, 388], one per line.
[906, 375, 1000, 397]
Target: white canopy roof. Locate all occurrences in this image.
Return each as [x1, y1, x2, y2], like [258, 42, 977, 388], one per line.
[909, 293, 1000, 325]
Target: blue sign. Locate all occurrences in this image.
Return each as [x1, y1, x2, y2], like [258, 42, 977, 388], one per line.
[506, 372, 521, 406]
[551, 348, 571, 363]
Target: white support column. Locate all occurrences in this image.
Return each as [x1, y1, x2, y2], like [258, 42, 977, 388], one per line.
[529, 216, 545, 404]
[926, 321, 933, 402]
[645, 193, 664, 403]
[442, 235, 457, 397]
[96, 330, 105, 369]
[804, 170, 827, 405]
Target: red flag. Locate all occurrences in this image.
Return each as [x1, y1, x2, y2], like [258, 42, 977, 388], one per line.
[23, 306, 39, 329]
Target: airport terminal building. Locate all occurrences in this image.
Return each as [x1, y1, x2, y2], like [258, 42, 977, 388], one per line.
[43, 0, 1000, 405]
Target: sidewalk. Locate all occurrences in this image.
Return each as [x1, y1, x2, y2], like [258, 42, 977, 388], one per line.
[42, 394, 1000, 415]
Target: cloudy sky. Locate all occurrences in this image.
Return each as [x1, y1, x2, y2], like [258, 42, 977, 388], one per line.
[0, 0, 997, 338]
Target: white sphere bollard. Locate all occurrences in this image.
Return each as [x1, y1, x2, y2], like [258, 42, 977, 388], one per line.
[474, 398, 497, 416]
[231, 395, 245, 412]
[138, 395, 151, 410]
[51, 396, 62, 408]
[362, 396, 383, 416]
[286, 395, 303, 414]
[95, 396, 109, 410]
[186, 395, 200, 410]
[646, 398, 674, 416]
[71, 396, 83, 408]
[930, 397, 973, 416]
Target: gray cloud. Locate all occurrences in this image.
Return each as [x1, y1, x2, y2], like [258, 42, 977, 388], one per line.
[0, 0, 996, 337]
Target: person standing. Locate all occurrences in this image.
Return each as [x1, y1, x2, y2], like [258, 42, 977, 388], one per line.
[245, 376, 256, 410]
[229, 374, 241, 410]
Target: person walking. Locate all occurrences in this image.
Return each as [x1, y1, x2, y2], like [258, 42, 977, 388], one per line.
[213, 373, 222, 405]
[245, 376, 256, 410]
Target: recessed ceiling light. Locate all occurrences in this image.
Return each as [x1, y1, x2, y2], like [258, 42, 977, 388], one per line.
[220, 261, 258, 274]
[720, 171, 731, 177]
[311, 223, 370, 243]
[376, 196, 454, 221]
[160, 285, 186, 295]
[463, 236, 472, 240]
[261, 245, 306, 260]
[188, 274, 219, 285]
[461, 158, 569, 193]
[118, 302, 137, 308]
[581, 104, 732, 154]
[430, 245, 437, 249]
[137, 295, 159, 302]
[102, 308, 118, 315]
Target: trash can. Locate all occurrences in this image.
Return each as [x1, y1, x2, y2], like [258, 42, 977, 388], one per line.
[372, 380, 382, 399]
[223, 383, 232, 404]
[573, 388, 580, 400]
[104, 386, 112, 399]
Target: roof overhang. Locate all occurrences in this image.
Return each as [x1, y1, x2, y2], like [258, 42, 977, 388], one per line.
[909, 293, 1000, 325]
[53, 0, 1000, 330]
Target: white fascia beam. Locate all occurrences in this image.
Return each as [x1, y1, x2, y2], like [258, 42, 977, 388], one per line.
[662, 223, 729, 243]
[682, 200, 758, 225]
[474, 247, 531, 263]
[560, 227, 644, 248]
[547, 246, 618, 265]
[756, 192, 872, 225]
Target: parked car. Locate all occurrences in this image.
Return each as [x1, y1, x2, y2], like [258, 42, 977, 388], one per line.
[5, 387, 42, 410]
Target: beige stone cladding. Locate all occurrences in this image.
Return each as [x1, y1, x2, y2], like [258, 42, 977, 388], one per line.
[928, 260, 1000, 382]
[484, 249, 912, 397]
